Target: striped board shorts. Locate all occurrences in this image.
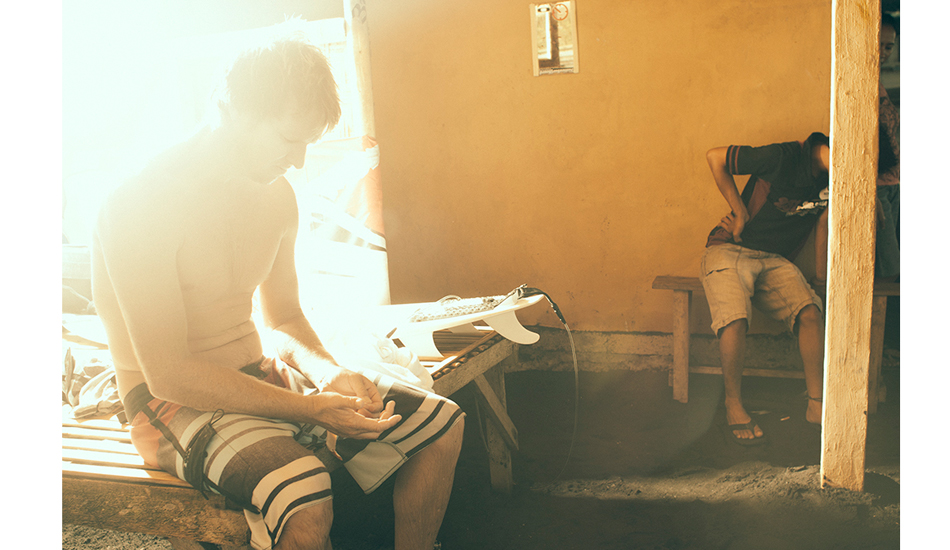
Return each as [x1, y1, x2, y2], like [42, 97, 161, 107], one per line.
[123, 357, 464, 550]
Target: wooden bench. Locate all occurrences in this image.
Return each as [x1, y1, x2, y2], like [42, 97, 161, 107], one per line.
[652, 275, 899, 412]
[63, 328, 521, 549]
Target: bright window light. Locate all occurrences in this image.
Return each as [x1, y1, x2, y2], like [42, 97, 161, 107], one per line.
[62, 4, 355, 246]
[63, 1, 390, 311]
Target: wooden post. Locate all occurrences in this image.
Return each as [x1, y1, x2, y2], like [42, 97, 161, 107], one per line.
[821, 0, 880, 491]
[344, 0, 377, 136]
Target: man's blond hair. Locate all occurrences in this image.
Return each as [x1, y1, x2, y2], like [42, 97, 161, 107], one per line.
[220, 23, 341, 130]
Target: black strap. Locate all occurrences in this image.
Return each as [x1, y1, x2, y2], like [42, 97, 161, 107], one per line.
[181, 409, 224, 500]
[123, 384, 189, 457]
[122, 383, 155, 423]
[121, 376, 263, 511]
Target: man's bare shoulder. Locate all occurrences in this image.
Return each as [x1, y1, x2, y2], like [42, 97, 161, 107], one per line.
[268, 176, 300, 219]
[222, 175, 300, 239]
[97, 141, 212, 252]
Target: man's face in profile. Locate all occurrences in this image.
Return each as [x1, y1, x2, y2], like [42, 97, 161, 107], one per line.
[232, 107, 328, 184]
[880, 24, 896, 67]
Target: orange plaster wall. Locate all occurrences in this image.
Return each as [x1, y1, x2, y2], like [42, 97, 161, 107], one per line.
[364, 0, 831, 333]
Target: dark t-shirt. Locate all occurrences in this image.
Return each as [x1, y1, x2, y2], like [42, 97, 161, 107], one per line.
[706, 135, 828, 259]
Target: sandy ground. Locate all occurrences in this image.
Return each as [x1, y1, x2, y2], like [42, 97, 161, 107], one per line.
[63, 354, 901, 550]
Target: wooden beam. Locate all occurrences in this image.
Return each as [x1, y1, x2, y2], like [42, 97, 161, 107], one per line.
[822, 0, 881, 492]
[63, 477, 250, 546]
[479, 361, 516, 493]
[473, 374, 520, 452]
[433, 337, 516, 397]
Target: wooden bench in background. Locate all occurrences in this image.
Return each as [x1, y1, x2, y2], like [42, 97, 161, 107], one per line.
[63, 328, 520, 549]
[652, 275, 899, 412]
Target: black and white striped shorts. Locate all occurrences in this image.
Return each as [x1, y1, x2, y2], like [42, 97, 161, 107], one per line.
[124, 357, 464, 550]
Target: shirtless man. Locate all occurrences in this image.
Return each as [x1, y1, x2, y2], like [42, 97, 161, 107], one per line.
[92, 32, 464, 550]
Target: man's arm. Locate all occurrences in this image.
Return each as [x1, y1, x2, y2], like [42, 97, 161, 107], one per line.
[96, 188, 302, 414]
[706, 147, 750, 242]
[98, 186, 396, 438]
[257, 181, 388, 417]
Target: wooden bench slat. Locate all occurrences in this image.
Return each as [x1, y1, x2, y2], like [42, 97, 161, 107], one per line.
[63, 425, 133, 443]
[63, 419, 129, 431]
[63, 461, 192, 487]
[63, 448, 158, 470]
[652, 275, 900, 296]
[652, 276, 705, 292]
[433, 336, 514, 397]
[63, 437, 138, 455]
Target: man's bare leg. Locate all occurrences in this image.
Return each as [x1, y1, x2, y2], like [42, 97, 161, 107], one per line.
[393, 418, 464, 550]
[275, 499, 334, 550]
[796, 304, 825, 425]
[719, 318, 762, 440]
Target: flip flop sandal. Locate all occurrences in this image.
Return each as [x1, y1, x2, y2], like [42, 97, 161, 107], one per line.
[725, 421, 767, 446]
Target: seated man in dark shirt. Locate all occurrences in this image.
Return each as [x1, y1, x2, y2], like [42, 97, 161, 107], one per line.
[701, 133, 829, 444]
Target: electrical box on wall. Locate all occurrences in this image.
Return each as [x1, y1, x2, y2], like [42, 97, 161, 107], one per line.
[530, 1, 579, 76]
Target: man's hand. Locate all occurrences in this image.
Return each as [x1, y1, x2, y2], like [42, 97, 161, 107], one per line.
[308, 390, 401, 440]
[318, 369, 386, 416]
[717, 210, 749, 242]
[310, 368, 403, 441]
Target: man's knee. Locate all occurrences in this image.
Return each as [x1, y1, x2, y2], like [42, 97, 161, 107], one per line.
[424, 415, 465, 462]
[440, 416, 465, 453]
[795, 304, 822, 332]
[717, 317, 748, 339]
[276, 499, 333, 550]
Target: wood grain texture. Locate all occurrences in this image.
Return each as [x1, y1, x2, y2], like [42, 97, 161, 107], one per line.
[62, 477, 250, 545]
[821, 0, 881, 492]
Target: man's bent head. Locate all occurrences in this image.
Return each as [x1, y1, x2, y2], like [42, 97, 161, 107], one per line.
[213, 24, 344, 183]
[221, 28, 342, 134]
